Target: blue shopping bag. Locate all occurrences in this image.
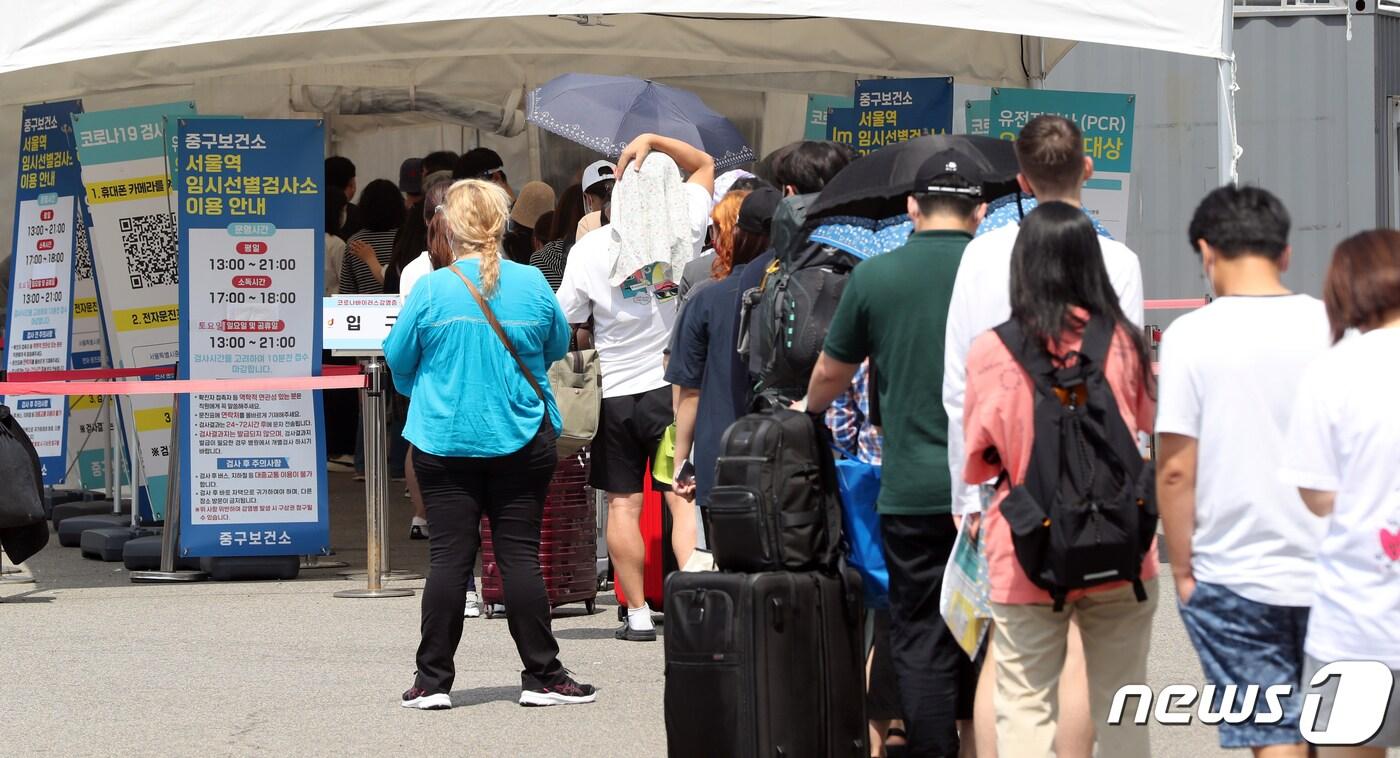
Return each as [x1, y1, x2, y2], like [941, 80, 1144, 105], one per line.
[834, 455, 888, 608]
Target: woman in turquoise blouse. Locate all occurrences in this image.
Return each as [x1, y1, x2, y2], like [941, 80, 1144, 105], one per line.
[385, 179, 595, 710]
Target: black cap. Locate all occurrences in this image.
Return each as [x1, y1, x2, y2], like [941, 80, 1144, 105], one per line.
[913, 149, 991, 200]
[738, 186, 782, 235]
[454, 148, 505, 180]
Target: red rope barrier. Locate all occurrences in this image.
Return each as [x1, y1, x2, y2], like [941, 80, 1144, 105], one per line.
[0, 374, 366, 396]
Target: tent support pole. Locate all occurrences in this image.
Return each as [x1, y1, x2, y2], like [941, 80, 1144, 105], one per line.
[1217, 0, 1239, 185]
[1027, 36, 1046, 88]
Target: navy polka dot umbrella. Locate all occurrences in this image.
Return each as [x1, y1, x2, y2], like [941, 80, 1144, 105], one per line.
[526, 73, 756, 171]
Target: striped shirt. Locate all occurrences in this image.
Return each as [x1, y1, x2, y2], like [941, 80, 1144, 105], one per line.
[529, 240, 567, 291]
[340, 229, 397, 295]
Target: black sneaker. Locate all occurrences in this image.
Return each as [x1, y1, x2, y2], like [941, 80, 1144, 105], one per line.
[401, 686, 451, 710]
[519, 675, 598, 707]
[614, 622, 657, 642]
[409, 523, 429, 540]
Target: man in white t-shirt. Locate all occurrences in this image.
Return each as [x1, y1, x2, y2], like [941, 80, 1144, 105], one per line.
[1156, 185, 1329, 754]
[943, 115, 1145, 518]
[556, 133, 713, 642]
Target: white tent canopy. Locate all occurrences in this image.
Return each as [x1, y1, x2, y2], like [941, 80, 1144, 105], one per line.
[0, 2, 1228, 90]
[0, 2, 1237, 243]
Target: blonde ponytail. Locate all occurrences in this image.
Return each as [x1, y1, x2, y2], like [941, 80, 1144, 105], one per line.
[442, 179, 511, 297]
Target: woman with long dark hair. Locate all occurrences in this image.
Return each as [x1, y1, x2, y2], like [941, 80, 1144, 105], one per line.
[341, 178, 406, 295]
[961, 202, 1157, 757]
[1281, 229, 1400, 756]
[529, 183, 588, 290]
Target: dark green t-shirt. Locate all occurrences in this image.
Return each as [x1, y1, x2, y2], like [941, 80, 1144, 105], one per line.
[822, 230, 970, 516]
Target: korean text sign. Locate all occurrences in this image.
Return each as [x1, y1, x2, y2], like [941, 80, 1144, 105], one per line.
[177, 118, 328, 557]
[66, 184, 124, 491]
[825, 108, 858, 145]
[5, 100, 85, 482]
[964, 100, 991, 137]
[72, 101, 196, 518]
[323, 295, 402, 353]
[988, 87, 1136, 239]
[805, 94, 854, 141]
[843, 77, 954, 155]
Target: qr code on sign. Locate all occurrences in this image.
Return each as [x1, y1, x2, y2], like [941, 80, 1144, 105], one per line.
[118, 213, 178, 289]
[73, 220, 93, 282]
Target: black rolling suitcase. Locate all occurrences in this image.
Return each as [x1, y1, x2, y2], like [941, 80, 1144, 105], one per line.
[664, 569, 866, 758]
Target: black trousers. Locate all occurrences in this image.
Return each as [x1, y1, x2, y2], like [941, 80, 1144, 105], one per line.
[880, 514, 978, 758]
[412, 425, 565, 693]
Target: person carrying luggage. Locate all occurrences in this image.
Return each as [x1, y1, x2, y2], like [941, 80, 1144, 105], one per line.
[385, 178, 596, 710]
[802, 155, 988, 757]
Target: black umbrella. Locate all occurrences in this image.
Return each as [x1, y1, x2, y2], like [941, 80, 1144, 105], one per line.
[807, 134, 1020, 221]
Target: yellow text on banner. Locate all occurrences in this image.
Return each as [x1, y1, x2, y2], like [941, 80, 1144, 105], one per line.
[68, 394, 102, 412]
[73, 297, 99, 318]
[134, 407, 173, 433]
[84, 175, 170, 205]
[115, 305, 180, 332]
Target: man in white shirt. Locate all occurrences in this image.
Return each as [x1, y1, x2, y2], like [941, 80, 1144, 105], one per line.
[556, 133, 713, 642]
[575, 160, 615, 243]
[943, 115, 1145, 518]
[1158, 186, 1329, 755]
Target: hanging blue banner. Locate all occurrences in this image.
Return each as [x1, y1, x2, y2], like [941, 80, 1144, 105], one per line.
[849, 77, 954, 155]
[826, 107, 859, 147]
[177, 118, 328, 558]
[5, 100, 85, 483]
[806, 94, 854, 141]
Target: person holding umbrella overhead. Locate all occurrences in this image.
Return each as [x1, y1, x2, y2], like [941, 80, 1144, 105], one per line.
[555, 133, 715, 643]
[802, 151, 991, 757]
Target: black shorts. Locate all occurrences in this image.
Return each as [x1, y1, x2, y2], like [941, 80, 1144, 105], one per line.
[590, 386, 672, 494]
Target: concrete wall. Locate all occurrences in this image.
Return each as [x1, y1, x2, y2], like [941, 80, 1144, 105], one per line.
[1041, 14, 1376, 301]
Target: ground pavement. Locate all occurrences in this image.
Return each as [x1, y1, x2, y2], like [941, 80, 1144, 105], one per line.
[0, 471, 1375, 757]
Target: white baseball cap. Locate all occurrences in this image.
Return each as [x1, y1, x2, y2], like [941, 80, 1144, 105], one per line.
[582, 160, 616, 194]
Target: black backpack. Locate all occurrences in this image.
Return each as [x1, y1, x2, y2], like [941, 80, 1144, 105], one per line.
[738, 193, 861, 406]
[0, 405, 46, 530]
[990, 316, 1157, 611]
[707, 406, 844, 573]
[746, 241, 861, 403]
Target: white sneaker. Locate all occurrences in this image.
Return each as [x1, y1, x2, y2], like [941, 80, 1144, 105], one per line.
[401, 687, 451, 710]
[464, 591, 482, 618]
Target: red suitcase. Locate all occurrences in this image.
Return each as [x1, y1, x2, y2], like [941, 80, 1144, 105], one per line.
[613, 465, 679, 620]
[480, 454, 599, 617]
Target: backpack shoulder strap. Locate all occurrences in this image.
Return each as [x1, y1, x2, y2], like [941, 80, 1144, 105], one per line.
[1080, 314, 1117, 368]
[1078, 314, 1146, 471]
[450, 263, 548, 405]
[992, 320, 1058, 397]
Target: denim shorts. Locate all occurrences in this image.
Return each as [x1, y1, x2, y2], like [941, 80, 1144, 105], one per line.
[1178, 580, 1310, 748]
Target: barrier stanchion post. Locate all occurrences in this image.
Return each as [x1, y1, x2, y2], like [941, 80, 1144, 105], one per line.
[336, 357, 414, 598]
[131, 394, 206, 583]
[102, 390, 118, 516]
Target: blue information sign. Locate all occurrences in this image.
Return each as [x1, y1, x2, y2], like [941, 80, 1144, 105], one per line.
[846, 77, 954, 155]
[176, 118, 328, 557]
[5, 100, 86, 482]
